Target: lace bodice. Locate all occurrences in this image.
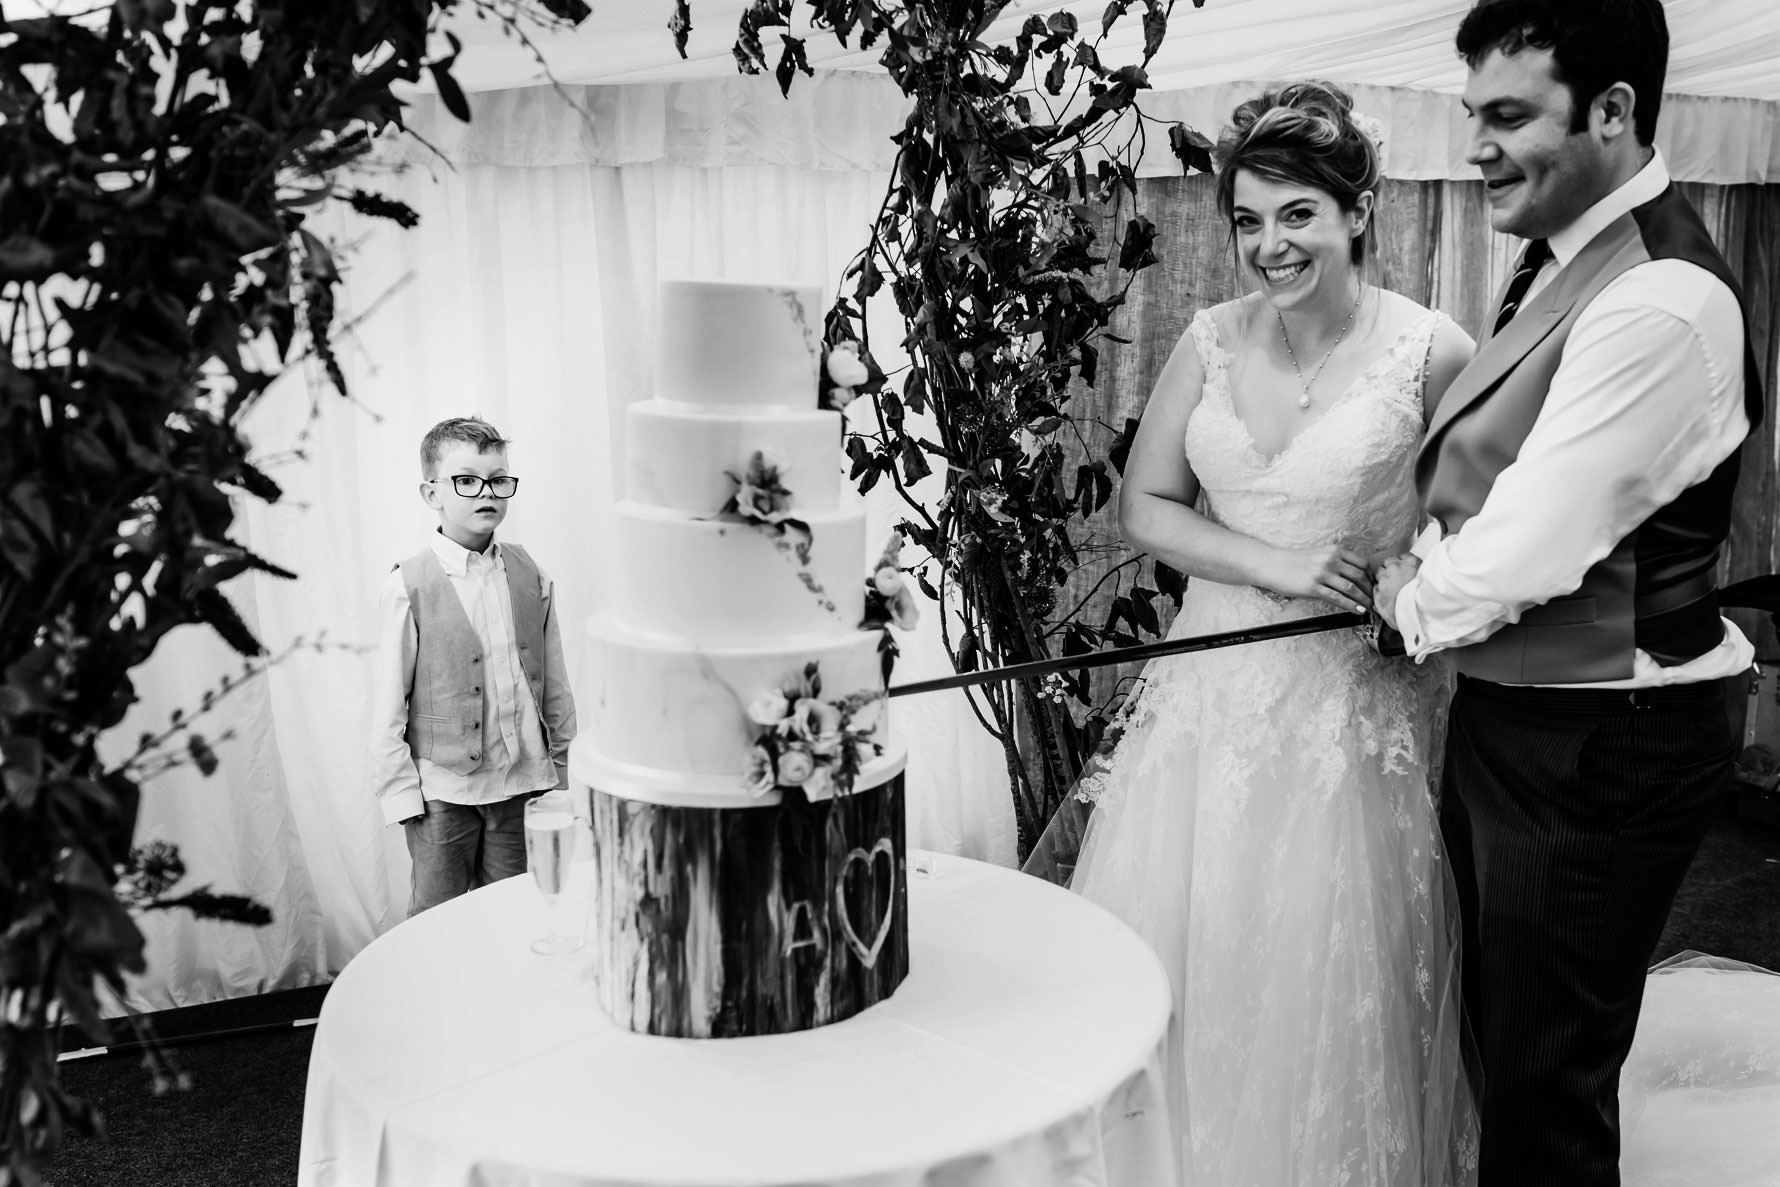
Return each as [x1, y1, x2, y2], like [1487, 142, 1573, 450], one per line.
[1079, 303, 1454, 812]
[1186, 306, 1439, 561]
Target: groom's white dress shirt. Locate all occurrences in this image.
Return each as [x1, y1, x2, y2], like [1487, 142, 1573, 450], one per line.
[1397, 151, 1754, 687]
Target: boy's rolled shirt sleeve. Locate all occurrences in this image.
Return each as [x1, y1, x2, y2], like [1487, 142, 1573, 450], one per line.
[370, 568, 426, 825]
[537, 567, 578, 790]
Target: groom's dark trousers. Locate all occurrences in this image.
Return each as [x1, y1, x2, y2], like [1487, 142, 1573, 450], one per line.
[1440, 672, 1743, 1187]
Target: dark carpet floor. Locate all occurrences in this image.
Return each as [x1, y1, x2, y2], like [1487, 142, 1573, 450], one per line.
[46, 984, 329, 1187]
[41, 791, 1780, 1187]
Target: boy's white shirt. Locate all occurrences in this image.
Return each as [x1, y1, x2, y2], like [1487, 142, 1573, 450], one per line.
[1396, 151, 1753, 688]
[369, 531, 560, 826]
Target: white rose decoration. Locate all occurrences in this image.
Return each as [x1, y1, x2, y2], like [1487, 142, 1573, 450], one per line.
[734, 477, 789, 523]
[824, 342, 869, 412]
[743, 745, 778, 796]
[801, 767, 836, 803]
[825, 342, 870, 387]
[747, 689, 790, 726]
[790, 697, 841, 742]
[889, 586, 920, 630]
[775, 747, 816, 786]
[872, 565, 905, 597]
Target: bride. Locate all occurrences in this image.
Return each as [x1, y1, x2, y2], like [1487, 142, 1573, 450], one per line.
[1064, 82, 1480, 1184]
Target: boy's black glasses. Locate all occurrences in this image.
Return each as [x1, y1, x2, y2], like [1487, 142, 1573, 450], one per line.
[439, 475, 519, 498]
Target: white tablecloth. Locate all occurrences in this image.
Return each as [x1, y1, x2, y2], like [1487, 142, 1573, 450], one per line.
[298, 852, 1177, 1187]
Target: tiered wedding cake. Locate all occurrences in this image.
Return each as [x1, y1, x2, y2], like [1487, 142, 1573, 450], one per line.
[570, 279, 910, 1038]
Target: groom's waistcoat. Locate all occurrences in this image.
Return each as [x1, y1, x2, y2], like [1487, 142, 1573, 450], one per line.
[1416, 185, 1763, 684]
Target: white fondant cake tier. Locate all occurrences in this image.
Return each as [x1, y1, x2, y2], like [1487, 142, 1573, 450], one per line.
[626, 401, 842, 514]
[655, 280, 823, 408]
[580, 612, 897, 807]
[572, 728, 906, 809]
[610, 500, 865, 641]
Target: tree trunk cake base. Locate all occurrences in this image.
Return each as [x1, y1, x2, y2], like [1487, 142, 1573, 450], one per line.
[589, 763, 908, 1038]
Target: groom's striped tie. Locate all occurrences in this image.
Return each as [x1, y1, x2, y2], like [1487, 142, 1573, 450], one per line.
[1493, 238, 1552, 336]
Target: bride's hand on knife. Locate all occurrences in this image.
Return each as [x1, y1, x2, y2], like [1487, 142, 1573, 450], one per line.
[1261, 545, 1374, 614]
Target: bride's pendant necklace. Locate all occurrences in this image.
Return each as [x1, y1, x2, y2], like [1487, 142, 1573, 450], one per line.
[1278, 287, 1363, 409]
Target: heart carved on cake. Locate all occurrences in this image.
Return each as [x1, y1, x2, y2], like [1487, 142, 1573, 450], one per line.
[834, 837, 896, 969]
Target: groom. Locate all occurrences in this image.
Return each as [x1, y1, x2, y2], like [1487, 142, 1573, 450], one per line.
[1374, 1, 1764, 1184]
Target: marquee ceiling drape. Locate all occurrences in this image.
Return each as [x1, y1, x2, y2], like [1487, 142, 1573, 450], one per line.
[424, 0, 1780, 183]
[445, 0, 1780, 99]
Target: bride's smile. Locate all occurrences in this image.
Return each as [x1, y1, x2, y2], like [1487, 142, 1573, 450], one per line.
[1230, 171, 1372, 317]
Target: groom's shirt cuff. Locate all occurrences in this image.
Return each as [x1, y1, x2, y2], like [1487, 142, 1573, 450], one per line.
[1399, 259, 1748, 663]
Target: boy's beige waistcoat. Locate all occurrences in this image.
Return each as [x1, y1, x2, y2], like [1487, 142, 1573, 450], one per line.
[398, 542, 550, 773]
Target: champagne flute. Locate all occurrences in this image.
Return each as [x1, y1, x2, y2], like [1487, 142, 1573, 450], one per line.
[525, 792, 582, 955]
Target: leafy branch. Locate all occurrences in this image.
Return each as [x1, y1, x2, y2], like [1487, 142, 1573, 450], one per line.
[0, 0, 588, 1176]
[709, 0, 1208, 855]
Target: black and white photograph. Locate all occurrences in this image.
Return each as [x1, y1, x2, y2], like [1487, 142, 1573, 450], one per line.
[2, 0, 1777, 1184]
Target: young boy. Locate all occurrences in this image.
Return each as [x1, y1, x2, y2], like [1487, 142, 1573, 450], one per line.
[369, 417, 578, 915]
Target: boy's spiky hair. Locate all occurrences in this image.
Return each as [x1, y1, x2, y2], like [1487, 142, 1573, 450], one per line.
[419, 417, 509, 479]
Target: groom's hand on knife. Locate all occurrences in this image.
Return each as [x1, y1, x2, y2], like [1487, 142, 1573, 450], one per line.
[1371, 554, 1421, 631]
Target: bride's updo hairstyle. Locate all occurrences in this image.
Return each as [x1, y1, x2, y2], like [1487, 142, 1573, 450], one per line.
[1213, 81, 1382, 265]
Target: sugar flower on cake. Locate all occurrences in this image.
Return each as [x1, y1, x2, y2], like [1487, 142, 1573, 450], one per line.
[801, 765, 835, 802]
[723, 451, 796, 525]
[775, 748, 816, 785]
[861, 531, 921, 632]
[716, 451, 836, 616]
[747, 688, 792, 726]
[819, 338, 884, 412]
[742, 661, 885, 803]
[743, 745, 778, 797]
[791, 696, 843, 749]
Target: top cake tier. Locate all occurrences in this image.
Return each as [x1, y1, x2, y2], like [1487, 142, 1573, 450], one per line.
[656, 280, 824, 408]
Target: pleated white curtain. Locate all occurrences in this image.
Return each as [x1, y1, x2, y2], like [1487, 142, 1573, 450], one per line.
[107, 78, 1015, 1011]
[105, 56, 1780, 1009]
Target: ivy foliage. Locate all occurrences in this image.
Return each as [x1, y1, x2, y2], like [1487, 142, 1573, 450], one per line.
[0, 1, 585, 1176]
[710, 0, 1210, 854]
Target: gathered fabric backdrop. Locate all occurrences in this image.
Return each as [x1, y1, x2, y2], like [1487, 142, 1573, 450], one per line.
[104, 73, 1780, 1010]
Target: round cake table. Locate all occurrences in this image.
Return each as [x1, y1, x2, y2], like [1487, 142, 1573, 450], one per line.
[298, 851, 1178, 1187]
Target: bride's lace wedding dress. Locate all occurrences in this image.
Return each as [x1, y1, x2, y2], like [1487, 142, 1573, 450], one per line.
[1070, 305, 1479, 1185]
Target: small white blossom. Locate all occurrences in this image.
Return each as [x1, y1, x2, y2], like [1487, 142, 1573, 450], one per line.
[790, 697, 841, 743]
[747, 689, 790, 726]
[775, 747, 815, 785]
[825, 341, 870, 387]
[743, 745, 778, 796]
[802, 766, 836, 803]
[734, 477, 790, 523]
[889, 585, 920, 630]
